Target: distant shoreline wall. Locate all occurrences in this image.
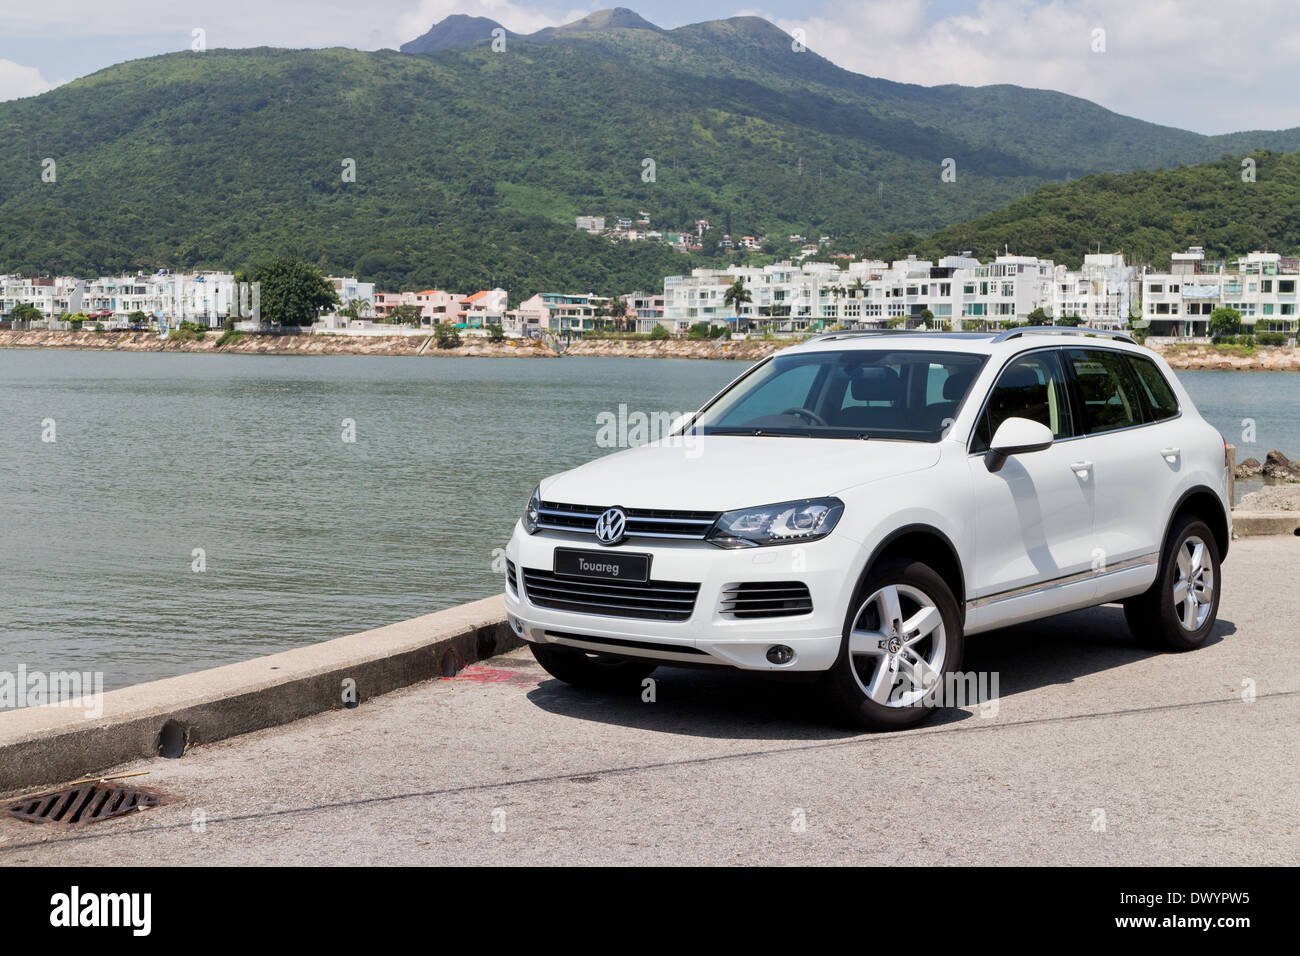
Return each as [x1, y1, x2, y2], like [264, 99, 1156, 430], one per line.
[2, 329, 1298, 369]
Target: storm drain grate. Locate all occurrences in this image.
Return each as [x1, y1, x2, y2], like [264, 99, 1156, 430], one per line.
[4, 783, 166, 827]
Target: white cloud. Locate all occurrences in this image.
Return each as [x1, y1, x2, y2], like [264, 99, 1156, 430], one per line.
[394, 1, 589, 42]
[0, 59, 53, 102]
[0, 1, 584, 53]
[772, 0, 1300, 134]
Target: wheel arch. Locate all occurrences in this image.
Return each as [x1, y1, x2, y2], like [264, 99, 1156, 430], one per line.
[852, 524, 967, 626]
[1167, 485, 1231, 560]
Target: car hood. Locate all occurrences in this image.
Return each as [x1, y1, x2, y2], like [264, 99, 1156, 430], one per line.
[540, 436, 942, 512]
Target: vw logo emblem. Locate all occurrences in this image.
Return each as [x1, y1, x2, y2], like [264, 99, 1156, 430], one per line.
[594, 507, 627, 545]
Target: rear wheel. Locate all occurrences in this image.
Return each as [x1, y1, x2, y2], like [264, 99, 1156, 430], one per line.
[822, 558, 964, 730]
[1123, 514, 1221, 651]
[529, 642, 658, 691]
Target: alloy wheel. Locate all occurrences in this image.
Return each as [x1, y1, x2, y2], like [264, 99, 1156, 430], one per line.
[847, 583, 947, 707]
[1172, 534, 1214, 631]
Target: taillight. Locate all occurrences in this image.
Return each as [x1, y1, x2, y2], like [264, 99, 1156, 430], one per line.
[1222, 433, 1229, 470]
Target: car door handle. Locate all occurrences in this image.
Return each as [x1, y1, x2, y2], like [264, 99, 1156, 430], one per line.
[1160, 447, 1181, 461]
[1070, 460, 1092, 479]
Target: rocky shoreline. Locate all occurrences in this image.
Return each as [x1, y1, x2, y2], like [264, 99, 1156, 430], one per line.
[1, 329, 1297, 368]
[0, 328, 780, 360]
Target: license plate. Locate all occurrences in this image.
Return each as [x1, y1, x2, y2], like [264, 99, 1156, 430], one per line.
[553, 548, 650, 583]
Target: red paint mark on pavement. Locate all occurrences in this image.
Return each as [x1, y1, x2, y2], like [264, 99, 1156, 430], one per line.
[442, 666, 539, 686]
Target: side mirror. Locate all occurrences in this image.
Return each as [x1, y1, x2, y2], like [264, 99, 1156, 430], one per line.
[985, 417, 1054, 473]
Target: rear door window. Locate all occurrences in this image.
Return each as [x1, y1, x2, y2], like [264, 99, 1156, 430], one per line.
[1065, 349, 1144, 434]
[1125, 354, 1180, 422]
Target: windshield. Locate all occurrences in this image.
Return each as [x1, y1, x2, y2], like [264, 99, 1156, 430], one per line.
[689, 349, 987, 442]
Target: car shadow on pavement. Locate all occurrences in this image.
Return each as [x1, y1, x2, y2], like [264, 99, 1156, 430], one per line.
[524, 667, 974, 741]
[965, 603, 1235, 701]
[522, 605, 1235, 740]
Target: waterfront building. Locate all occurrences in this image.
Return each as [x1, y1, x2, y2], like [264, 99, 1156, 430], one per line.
[1141, 247, 1299, 337]
[620, 291, 666, 334]
[373, 289, 460, 325]
[458, 288, 508, 327]
[0, 272, 240, 327]
[328, 277, 376, 316]
[662, 252, 1137, 333]
[1052, 253, 1139, 328]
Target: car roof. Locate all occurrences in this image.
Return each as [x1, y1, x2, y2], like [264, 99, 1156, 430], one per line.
[786, 327, 1144, 358]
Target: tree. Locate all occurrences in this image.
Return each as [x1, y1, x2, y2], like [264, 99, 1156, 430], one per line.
[1026, 306, 1049, 325]
[648, 323, 670, 340]
[1209, 306, 1242, 337]
[67, 311, 89, 330]
[486, 323, 505, 343]
[128, 310, 148, 327]
[723, 278, 752, 330]
[252, 257, 340, 326]
[916, 308, 934, 329]
[434, 322, 461, 349]
[338, 297, 374, 320]
[607, 298, 629, 332]
[9, 302, 42, 324]
[388, 304, 422, 326]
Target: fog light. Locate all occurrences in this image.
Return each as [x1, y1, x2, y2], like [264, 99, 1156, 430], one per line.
[508, 615, 526, 637]
[766, 644, 795, 665]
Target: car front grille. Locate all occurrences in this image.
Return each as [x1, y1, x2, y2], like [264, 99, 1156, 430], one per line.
[505, 558, 518, 597]
[521, 567, 699, 621]
[719, 582, 813, 618]
[536, 500, 720, 541]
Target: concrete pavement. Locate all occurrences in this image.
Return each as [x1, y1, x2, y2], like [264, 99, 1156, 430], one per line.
[2, 535, 1297, 866]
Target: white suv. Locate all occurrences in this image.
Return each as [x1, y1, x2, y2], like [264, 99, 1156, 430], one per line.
[503, 328, 1231, 728]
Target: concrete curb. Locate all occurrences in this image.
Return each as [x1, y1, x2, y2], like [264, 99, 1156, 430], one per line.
[1231, 511, 1300, 537]
[0, 596, 515, 794]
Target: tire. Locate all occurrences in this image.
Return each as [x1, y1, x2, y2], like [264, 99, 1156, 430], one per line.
[529, 642, 658, 691]
[821, 557, 965, 730]
[1123, 514, 1221, 652]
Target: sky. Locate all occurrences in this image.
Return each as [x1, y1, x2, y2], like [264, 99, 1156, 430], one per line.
[2, 0, 1299, 135]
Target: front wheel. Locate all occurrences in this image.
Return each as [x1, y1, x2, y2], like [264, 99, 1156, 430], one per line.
[1123, 515, 1221, 651]
[529, 642, 658, 691]
[821, 558, 965, 730]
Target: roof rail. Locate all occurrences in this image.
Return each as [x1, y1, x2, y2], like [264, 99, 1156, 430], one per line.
[805, 328, 942, 344]
[991, 325, 1136, 345]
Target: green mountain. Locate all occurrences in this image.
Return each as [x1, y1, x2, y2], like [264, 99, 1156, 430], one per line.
[2, 9, 1298, 298]
[875, 150, 1300, 269]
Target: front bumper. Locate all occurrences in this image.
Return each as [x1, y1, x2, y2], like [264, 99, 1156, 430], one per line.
[503, 522, 862, 672]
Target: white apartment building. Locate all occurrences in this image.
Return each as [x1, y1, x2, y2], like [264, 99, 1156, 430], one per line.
[1, 272, 240, 327]
[329, 277, 376, 315]
[663, 253, 1068, 332]
[2, 271, 377, 328]
[1142, 247, 1299, 336]
[1053, 253, 1140, 327]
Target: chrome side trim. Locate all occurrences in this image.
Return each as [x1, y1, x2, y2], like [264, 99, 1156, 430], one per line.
[965, 552, 1159, 611]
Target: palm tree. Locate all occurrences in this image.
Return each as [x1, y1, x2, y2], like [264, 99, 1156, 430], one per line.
[608, 298, 629, 332]
[723, 278, 752, 331]
[850, 277, 867, 299]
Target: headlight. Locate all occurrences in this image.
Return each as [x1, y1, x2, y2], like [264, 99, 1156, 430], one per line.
[706, 497, 844, 549]
[522, 486, 540, 534]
